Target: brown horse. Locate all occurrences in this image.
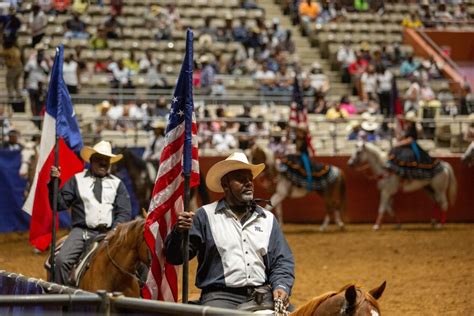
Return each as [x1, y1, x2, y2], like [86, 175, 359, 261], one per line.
[249, 143, 347, 231]
[290, 281, 386, 316]
[79, 218, 149, 297]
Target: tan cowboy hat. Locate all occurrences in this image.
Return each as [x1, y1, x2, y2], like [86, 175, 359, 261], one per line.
[80, 140, 123, 164]
[205, 152, 265, 193]
[150, 120, 166, 129]
[404, 111, 418, 123]
[361, 120, 379, 132]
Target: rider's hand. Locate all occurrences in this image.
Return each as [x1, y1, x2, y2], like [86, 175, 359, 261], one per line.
[273, 288, 289, 307]
[50, 166, 61, 179]
[176, 211, 194, 233]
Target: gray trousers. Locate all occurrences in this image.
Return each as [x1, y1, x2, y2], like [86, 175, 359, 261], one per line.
[54, 227, 98, 285]
[200, 290, 249, 309]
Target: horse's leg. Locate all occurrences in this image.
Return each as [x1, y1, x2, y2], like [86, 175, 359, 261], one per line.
[268, 179, 291, 224]
[374, 176, 399, 231]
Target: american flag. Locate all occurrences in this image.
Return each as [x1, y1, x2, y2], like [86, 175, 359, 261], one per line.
[142, 29, 200, 301]
[289, 75, 316, 156]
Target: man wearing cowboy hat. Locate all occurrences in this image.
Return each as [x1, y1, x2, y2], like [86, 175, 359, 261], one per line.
[48, 140, 132, 285]
[165, 152, 294, 310]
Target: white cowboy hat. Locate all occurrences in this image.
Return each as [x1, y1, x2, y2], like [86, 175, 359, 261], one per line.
[198, 54, 210, 64]
[80, 140, 123, 164]
[205, 152, 265, 193]
[361, 121, 379, 132]
[404, 111, 418, 123]
[150, 120, 166, 129]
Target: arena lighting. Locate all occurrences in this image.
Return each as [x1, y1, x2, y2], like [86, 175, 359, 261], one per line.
[168, 42, 175, 49]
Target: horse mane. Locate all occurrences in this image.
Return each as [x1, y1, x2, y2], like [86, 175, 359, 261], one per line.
[106, 218, 145, 252]
[363, 142, 387, 163]
[291, 284, 381, 316]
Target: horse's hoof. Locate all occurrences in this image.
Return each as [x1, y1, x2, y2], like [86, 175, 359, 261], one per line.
[395, 223, 402, 230]
[430, 219, 438, 227]
[338, 224, 345, 231]
[372, 224, 380, 231]
[33, 248, 42, 255]
[319, 225, 328, 232]
[435, 223, 444, 229]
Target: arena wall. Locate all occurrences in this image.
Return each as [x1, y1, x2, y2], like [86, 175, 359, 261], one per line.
[199, 156, 474, 223]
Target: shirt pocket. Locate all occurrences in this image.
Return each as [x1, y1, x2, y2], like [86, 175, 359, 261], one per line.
[101, 182, 116, 205]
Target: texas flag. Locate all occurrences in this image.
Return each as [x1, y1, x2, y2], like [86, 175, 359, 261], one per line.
[23, 45, 84, 252]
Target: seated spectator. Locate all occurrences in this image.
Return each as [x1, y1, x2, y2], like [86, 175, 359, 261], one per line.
[308, 62, 329, 96]
[339, 95, 357, 116]
[154, 97, 169, 118]
[139, 50, 157, 73]
[193, 60, 202, 88]
[434, 3, 452, 22]
[211, 78, 226, 96]
[269, 18, 285, 48]
[454, 4, 468, 21]
[0, 6, 21, 43]
[337, 40, 356, 83]
[148, 5, 171, 40]
[346, 120, 362, 141]
[72, 0, 89, 15]
[419, 82, 435, 102]
[360, 65, 377, 102]
[53, 0, 71, 14]
[299, 0, 320, 23]
[39, 0, 54, 14]
[106, 99, 123, 121]
[404, 77, 421, 113]
[401, 12, 423, 29]
[244, 26, 263, 59]
[64, 12, 88, 39]
[360, 120, 379, 142]
[212, 123, 238, 152]
[236, 104, 252, 150]
[217, 14, 234, 43]
[254, 61, 276, 92]
[108, 60, 133, 89]
[63, 53, 80, 94]
[275, 63, 293, 92]
[199, 55, 215, 94]
[400, 55, 420, 78]
[3, 129, 22, 150]
[326, 103, 349, 120]
[115, 103, 142, 132]
[277, 30, 295, 55]
[420, 57, 442, 81]
[103, 13, 122, 39]
[233, 17, 248, 43]
[147, 63, 170, 91]
[269, 134, 288, 159]
[249, 116, 270, 138]
[29, 4, 47, 48]
[94, 101, 113, 134]
[460, 83, 474, 115]
[90, 28, 108, 49]
[123, 50, 140, 74]
[110, 0, 123, 15]
[314, 97, 329, 115]
[240, 0, 259, 10]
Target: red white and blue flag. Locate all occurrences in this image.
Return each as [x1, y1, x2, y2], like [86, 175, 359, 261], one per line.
[142, 29, 200, 301]
[23, 45, 84, 251]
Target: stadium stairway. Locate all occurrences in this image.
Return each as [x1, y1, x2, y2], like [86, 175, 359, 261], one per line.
[257, 0, 352, 98]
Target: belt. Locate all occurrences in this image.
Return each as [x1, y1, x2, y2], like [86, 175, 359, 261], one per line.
[76, 224, 110, 233]
[202, 286, 256, 297]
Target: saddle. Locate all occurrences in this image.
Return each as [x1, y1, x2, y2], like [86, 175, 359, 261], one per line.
[237, 285, 275, 312]
[44, 233, 107, 287]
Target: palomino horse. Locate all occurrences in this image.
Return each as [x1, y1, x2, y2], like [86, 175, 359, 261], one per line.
[19, 140, 39, 198]
[290, 281, 386, 316]
[461, 142, 474, 167]
[79, 218, 149, 297]
[249, 144, 346, 231]
[348, 142, 457, 230]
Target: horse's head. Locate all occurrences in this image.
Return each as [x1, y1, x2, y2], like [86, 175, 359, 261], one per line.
[293, 281, 386, 316]
[348, 141, 368, 168]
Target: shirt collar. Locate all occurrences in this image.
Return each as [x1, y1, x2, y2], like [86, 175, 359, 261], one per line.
[85, 169, 111, 179]
[215, 199, 266, 218]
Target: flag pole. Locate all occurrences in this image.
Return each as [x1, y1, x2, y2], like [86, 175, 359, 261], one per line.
[182, 174, 191, 303]
[50, 134, 60, 281]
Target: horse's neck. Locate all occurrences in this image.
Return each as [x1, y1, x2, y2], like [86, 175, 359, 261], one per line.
[366, 146, 387, 176]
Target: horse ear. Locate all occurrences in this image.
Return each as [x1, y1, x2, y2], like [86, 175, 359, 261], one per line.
[345, 285, 357, 305]
[141, 208, 148, 219]
[369, 281, 386, 300]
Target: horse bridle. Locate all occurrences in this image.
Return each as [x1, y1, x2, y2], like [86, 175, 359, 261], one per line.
[104, 237, 151, 287]
[339, 289, 376, 315]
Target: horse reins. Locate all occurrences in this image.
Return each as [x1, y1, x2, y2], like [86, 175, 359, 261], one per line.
[104, 238, 145, 287]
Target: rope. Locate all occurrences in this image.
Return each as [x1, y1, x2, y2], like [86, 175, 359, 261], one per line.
[274, 298, 289, 316]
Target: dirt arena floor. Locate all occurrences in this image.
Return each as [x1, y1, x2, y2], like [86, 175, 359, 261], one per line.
[0, 223, 473, 315]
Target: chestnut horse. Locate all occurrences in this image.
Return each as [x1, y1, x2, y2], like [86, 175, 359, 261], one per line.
[79, 218, 149, 297]
[249, 144, 346, 231]
[290, 281, 386, 316]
